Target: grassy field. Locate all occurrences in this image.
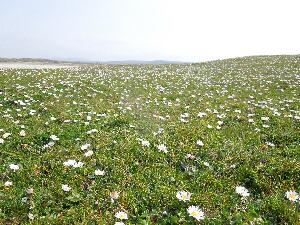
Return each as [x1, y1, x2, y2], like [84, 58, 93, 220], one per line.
[0, 55, 299, 224]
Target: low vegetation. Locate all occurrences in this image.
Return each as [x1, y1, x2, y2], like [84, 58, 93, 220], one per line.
[0, 55, 299, 224]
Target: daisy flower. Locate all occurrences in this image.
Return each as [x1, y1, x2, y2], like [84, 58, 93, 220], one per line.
[19, 130, 26, 137]
[176, 191, 191, 202]
[73, 161, 84, 168]
[4, 181, 13, 187]
[141, 140, 150, 147]
[81, 144, 91, 150]
[115, 211, 128, 220]
[196, 140, 204, 147]
[9, 164, 20, 171]
[187, 205, 205, 221]
[115, 222, 125, 225]
[28, 213, 34, 220]
[50, 135, 59, 141]
[285, 190, 299, 202]
[62, 184, 71, 192]
[235, 186, 250, 197]
[95, 169, 105, 176]
[157, 144, 168, 153]
[3, 133, 11, 139]
[84, 150, 94, 157]
[63, 159, 77, 167]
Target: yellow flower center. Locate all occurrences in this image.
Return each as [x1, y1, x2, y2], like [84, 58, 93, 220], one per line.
[289, 194, 295, 200]
[191, 211, 199, 217]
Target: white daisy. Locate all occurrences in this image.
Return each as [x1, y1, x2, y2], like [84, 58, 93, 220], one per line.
[62, 184, 71, 192]
[50, 135, 59, 141]
[235, 186, 250, 197]
[176, 191, 191, 202]
[81, 143, 91, 150]
[141, 140, 150, 147]
[187, 205, 205, 221]
[115, 222, 125, 225]
[19, 130, 26, 137]
[115, 211, 128, 220]
[285, 190, 299, 202]
[84, 150, 94, 157]
[4, 181, 13, 187]
[157, 144, 168, 153]
[196, 140, 204, 147]
[95, 169, 105, 176]
[3, 133, 11, 139]
[63, 159, 77, 167]
[9, 164, 20, 171]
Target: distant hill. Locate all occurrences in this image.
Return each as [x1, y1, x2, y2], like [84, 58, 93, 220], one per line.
[0, 58, 63, 64]
[0, 58, 187, 65]
[100, 60, 187, 65]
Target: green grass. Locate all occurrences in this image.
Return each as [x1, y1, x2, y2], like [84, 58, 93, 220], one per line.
[0, 55, 299, 224]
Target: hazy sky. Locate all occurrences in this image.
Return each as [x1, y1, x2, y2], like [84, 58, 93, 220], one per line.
[1, 0, 299, 62]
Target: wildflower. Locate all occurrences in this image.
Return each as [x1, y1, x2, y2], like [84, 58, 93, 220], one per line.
[63, 159, 77, 167]
[9, 164, 20, 171]
[4, 181, 13, 187]
[3, 133, 11, 139]
[115, 211, 128, 220]
[179, 117, 187, 123]
[73, 161, 84, 168]
[86, 129, 98, 134]
[261, 116, 269, 121]
[141, 140, 150, 147]
[50, 135, 59, 141]
[203, 162, 210, 167]
[266, 142, 275, 147]
[285, 191, 299, 202]
[95, 169, 105, 176]
[62, 184, 71, 192]
[197, 112, 207, 117]
[81, 143, 91, 150]
[196, 140, 204, 147]
[187, 205, 205, 221]
[235, 186, 250, 197]
[19, 130, 26, 137]
[84, 150, 94, 157]
[157, 144, 168, 153]
[186, 153, 195, 160]
[176, 191, 191, 202]
[0, 138, 4, 144]
[230, 164, 236, 169]
[115, 222, 125, 225]
[26, 188, 34, 194]
[28, 213, 34, 220]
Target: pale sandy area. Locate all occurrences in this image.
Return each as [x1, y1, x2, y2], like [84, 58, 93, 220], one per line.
[0, 62, 77, 69]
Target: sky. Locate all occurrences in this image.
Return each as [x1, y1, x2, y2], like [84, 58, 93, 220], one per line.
[0, 0, 299, 62]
